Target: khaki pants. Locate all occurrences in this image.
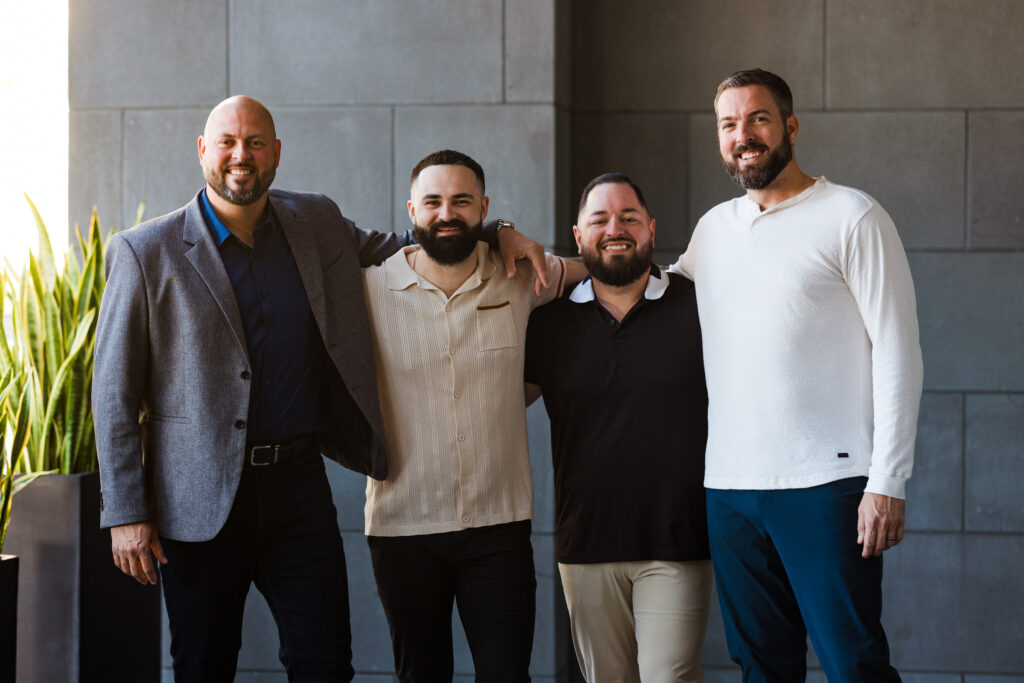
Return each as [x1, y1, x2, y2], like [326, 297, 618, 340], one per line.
[559, 560, 714, 683]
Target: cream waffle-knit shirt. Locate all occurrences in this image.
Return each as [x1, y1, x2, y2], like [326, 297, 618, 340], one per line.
[362, 242, 565, 536]
[670, 177, 923, 498]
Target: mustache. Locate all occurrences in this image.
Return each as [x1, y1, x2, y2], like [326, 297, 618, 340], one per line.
[431, 219, 470, 232]
[598, 235, 636, 249]
[733, 142, 769, 157]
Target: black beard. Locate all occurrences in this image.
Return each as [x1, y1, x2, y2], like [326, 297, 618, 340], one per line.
[581, 238, 653, 287]
[413, 219, 482, 265]
[205, 164, 275, 206]
[723, 129, 793, 190]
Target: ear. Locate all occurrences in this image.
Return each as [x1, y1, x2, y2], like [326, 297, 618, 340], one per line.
[273, 139, 282, 168]
[407, 199, 416, 225]
[572, 225, 582, 254]
[197, 136, 206, 165]
[787, 114, 799, 143]
[480, 196, 489, 222]
[649, 217, 656, 244]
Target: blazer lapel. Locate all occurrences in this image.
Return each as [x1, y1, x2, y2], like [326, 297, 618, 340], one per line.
[181, 195, 249, 360]
[273, 196, 328, 327]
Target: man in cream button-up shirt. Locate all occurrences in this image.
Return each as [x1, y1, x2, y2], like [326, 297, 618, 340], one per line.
[361, 149, 579, 682]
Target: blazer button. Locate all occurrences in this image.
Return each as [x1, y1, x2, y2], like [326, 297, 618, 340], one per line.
[241, 370, 251, 380]
[234, 420, 246, 430]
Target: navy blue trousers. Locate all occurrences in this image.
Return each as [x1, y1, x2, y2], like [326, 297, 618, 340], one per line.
[706, 477, 900, 683]
[160, 454, 354, 683]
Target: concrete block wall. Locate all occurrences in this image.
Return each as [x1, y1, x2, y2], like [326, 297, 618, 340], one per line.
[71, 0, 1024, 680]
[567, 0, 1024, 679]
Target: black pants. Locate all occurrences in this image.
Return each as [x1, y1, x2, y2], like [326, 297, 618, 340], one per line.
[368, 520, 537, 683]
[160, 453, 354, 683]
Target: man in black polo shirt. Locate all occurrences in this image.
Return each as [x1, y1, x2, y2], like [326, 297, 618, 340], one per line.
[525, 173, 711, 683]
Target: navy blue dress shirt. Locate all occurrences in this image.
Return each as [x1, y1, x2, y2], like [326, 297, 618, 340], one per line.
[199, 189, 326, 444]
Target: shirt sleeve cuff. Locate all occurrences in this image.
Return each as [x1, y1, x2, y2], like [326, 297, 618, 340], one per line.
[865, 473, 907, 499]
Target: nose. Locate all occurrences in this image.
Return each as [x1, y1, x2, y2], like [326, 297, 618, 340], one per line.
[735, 120, 756, 144]
[230, 142, 250, 161]
[438, 202, 455, 220]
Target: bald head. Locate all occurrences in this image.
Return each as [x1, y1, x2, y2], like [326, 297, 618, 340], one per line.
[199, 95, 281, 207]
[204, 95, 277, 140]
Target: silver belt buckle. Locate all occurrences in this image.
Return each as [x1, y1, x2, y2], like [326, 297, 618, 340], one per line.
[249, 444, 279, 466]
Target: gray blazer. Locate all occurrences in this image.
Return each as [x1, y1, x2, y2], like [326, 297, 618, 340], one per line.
[93, 189, 411, 541]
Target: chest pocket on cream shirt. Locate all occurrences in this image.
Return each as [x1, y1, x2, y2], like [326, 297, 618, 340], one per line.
[476, 301, 517, 350]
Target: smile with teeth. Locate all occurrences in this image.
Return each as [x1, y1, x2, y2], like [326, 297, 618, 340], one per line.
[601, 242, 633, 252]
[226, 166, 254, 177]
[740, 150, 762, 160]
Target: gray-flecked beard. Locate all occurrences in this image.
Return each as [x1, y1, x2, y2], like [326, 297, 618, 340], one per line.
[414, 219, 483, 265]
[205, 165, 275, 206]
[723, 130, 793, 190]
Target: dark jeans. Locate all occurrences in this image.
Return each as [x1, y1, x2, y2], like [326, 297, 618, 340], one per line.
[706, 477, 900, 683]
[160, 452, 354, 683]
[368, 520, 536, 683]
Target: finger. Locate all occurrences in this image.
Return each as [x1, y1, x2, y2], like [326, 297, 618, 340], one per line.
[125, 553, 147, 585]
[502, 250, 517, 279]
[151, 536, 169, 565]
[138, 551, 159, 585]
[861, 524, 878, 558]
[531, 250, 550, 290]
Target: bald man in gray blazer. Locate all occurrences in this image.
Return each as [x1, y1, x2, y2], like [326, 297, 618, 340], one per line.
[93, 95, 545, 682]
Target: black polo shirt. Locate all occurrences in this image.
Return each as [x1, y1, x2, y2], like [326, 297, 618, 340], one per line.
[525, 268, 709, 564]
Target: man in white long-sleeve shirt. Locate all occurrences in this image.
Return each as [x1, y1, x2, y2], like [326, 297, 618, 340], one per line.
[671, 68, 923, 682]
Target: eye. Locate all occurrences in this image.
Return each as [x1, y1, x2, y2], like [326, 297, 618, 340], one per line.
[424, 200, 440, 207]
[250, 140, 265, 149]
[624, 216, 638, 223]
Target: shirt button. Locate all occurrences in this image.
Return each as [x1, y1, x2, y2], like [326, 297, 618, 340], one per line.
[448, 348, 455, 356]
[461, 476, 468, 485]
[445, 303, 451, 312]
[462, 515, 470, 523]
[234, 420, 246, 430]
[453, 390, 461, 398]
[457, 434, 465, 442]
[240, 370, 251, 380]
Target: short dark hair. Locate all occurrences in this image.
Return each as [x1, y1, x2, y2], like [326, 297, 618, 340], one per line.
[715, 68, 794, 120]
[577, 172, 650, 217]
[410, 149, 485, 192]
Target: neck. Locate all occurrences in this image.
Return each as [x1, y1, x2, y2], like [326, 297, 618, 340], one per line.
[745, 162, 816, 212]
[592, 267, 651, 322]
[206, 186, 268, 246]
[410, 247, 479, 299]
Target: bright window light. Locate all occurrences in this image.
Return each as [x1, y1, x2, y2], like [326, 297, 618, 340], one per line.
[0, 0, 69, 270]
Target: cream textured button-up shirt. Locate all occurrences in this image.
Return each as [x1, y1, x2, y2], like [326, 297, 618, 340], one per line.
[362, 242, 566, 536]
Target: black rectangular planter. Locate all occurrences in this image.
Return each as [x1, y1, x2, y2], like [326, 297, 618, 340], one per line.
[0, 555, 17, 683]
[4, 472, 160, 683]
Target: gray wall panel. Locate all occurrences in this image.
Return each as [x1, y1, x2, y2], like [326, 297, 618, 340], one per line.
[230, 0, 502, 105]
[795, 112, 966, 250]
[906, 393, 963, 532]
[828, 0, 1024, 109]
[70, 110, 123, 233]
[506, 0, 557, 103]
[969, 111, 1024, 249]
[122, 108, 210, 228]
[70, 0, 227, 107]
[570, 0, 824, 112]
[965, 394, 1024, 532]
[909, 253, 1024, 391]
[273, 107, 393, 232]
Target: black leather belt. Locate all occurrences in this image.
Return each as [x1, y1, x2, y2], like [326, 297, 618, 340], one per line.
[244, 434, 319, 467]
